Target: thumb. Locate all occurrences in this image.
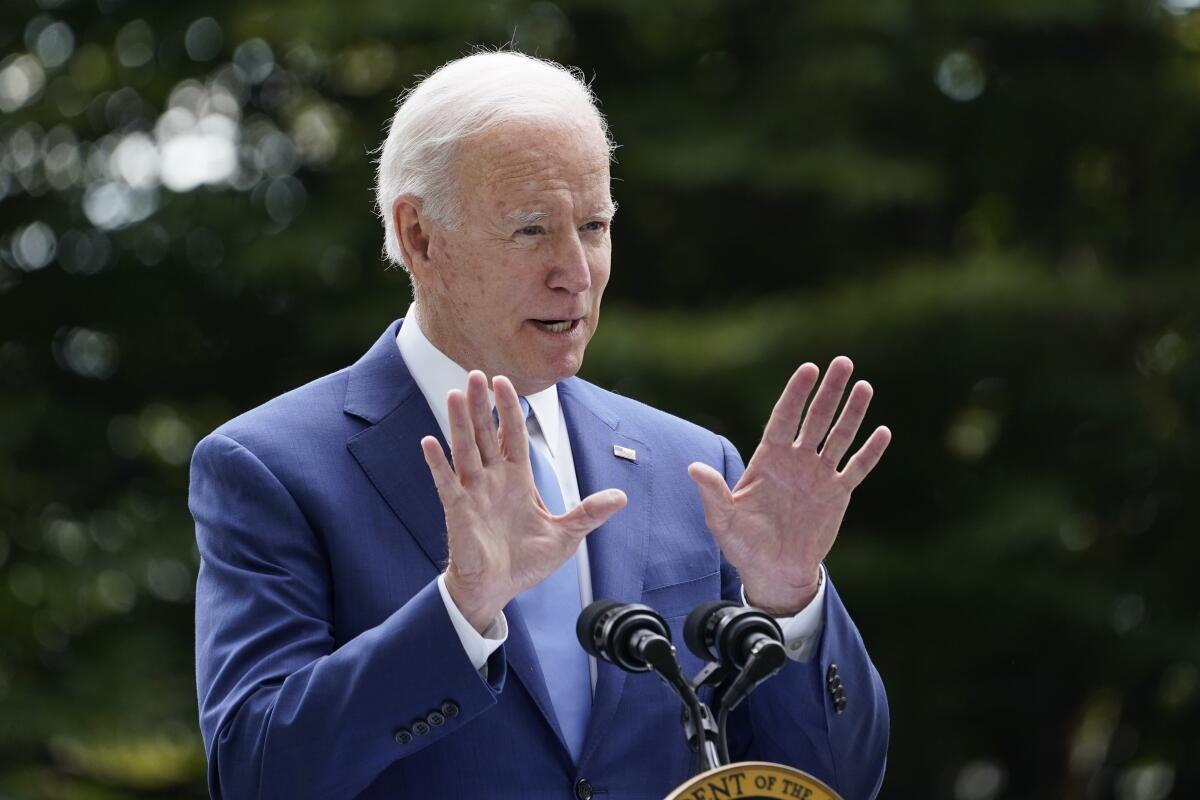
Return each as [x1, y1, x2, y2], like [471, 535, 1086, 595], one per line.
[558, 488, 628, 537]
[687, 462, 734, 531]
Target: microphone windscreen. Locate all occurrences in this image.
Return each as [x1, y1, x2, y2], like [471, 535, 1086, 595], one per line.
[576, 599, 623, 657]
[684, 600, 739, 661]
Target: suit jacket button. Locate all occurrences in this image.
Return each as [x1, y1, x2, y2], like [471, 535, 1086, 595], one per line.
[575, 778, 594, 800]
[835, 696, 848, 715]
[412, 720, 431, 736]
[441, 701, 460, 718]
[826, 664, 840, 686]
[393, 729, 413, 745]
[426, 710, 445, 727]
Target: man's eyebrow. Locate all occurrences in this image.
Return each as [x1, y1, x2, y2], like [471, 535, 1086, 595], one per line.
[504, 209, 551, 227]
[590, 201, 617, 220]
[504, 202, 617, 226]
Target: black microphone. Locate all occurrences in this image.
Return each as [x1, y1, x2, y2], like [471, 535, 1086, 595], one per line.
[576, 600, 676, 674]
[684, 600, 785, 671]
[684, 601, 788, 764]
[577, 599, 723, 772]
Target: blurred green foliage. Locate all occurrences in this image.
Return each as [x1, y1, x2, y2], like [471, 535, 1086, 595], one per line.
[1, 0, 1198, 797]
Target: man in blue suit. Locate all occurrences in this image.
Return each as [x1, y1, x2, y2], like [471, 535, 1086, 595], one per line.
[191, 51, 892, 799]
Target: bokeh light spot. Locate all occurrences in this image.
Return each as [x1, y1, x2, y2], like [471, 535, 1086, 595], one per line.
[111, 131, 160, 189]
[1111, 593, 1146, 635]
[1159, 663, 1198, 711]
[10, 221, 57, 270]
[160, 127, 238, 191]
[69, 43, 110, 90]
[44, 136, 83, 190]
[57, 228, 113, 275]
[330, 42, 398, 96]
[935, 50, 986, 102]
[146, 558, 192, 602]
[45, 518, 88, 564]
[954, 758, 1006, 800]
[83, 180, 159, 229]
[185, 17, 223, 62]
[0, 54, 47, 112]
[1116, 763, 1175, 800]
[1162, 0, 1200, 14]
[140, 404, 196, 466]
[264, 175, 306, 227]
[96, 569, 136, 613]
[34, 19, 74, 68]
[115, 20, 155, 69]
[291, 103, 339, 164]
[1058, 514, 1098, 553]
[34, 20, 75, 68]
[946, 406, 1000, 461]
[53, 326, 120, 379]
[133, 223, 169, 266]
[233, 38, 274, 84]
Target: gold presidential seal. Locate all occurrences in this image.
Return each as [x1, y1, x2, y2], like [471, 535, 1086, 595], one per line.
[664, 761, 842, 800]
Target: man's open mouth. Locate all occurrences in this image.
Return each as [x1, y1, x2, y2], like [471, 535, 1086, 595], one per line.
[531, 319, 579, 333]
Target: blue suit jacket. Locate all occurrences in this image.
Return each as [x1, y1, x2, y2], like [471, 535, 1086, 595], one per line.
[190, 319, 889, 799]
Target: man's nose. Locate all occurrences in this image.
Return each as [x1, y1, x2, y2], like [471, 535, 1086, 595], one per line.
[547, 232, 591, 293]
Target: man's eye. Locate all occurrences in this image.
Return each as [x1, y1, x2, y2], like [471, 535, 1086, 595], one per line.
[517, 225, 544, 236]
[582, 220, 608, 233]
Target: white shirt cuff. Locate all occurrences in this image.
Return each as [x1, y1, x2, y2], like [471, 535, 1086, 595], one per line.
[740, 564, 827, 663]
[437, 573, 508, 674]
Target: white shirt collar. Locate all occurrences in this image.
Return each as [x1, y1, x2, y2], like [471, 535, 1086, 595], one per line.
[395, 302, 562, 452]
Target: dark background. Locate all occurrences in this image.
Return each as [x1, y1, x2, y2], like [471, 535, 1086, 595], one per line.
[2, 0, 1198, 797]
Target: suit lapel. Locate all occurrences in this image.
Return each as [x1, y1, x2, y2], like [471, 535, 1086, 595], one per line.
[343, 319, 574, 762]
[557, 378, 652, 768]
[345, 320, 450, 570]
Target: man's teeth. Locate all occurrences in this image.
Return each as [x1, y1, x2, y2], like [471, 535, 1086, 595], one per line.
[538, 320, 572, 332]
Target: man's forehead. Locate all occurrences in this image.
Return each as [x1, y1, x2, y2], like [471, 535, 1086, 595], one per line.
[493, 185, 614, 219]
[453, 121, 612, 220]
[458, 119, 609, 183]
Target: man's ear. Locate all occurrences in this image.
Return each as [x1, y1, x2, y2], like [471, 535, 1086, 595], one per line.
[393, 196, 437, 286]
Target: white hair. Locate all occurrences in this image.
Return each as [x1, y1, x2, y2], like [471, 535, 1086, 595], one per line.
[374, 50, 616, 269]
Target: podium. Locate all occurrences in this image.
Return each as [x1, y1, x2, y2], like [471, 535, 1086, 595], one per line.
[664, 762, 842, 800]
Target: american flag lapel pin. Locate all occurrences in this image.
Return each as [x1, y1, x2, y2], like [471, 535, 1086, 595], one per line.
[613, 445, 636, 462]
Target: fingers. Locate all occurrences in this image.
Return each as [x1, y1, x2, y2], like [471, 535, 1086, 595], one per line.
[797, 356, 854, 451]
[492, 375, 530, 465]
[687, 462, 735, 534]
[840, 425, 892, 488]
[420, 435, 460, 501]
[445, 372, 530, 478]
[559, 488, 628, 536]
[446, 389, 483, 480]
[761, 363, 820, 446]
[466, 370, 500, 465]
[820, 380, 873, 467]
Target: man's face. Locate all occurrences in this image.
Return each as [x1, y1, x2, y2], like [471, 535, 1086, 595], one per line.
[415, 117, 614, 395]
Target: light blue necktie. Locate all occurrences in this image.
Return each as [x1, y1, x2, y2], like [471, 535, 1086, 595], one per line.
[514, 397, 591, 761]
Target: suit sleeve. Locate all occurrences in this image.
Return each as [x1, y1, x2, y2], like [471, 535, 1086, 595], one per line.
[714, 435, 890, 800]
[191, 432, 507, 800]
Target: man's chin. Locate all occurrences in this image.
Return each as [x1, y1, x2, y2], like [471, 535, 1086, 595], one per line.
[510, 352, 585, 395]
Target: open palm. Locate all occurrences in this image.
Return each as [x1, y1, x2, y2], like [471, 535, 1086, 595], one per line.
[688, 357, 891, 615]
[421, 371, 626, 631]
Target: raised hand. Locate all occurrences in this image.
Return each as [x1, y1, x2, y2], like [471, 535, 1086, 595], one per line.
[420, 370, 627, 632]
[687, 357, 891, 616]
